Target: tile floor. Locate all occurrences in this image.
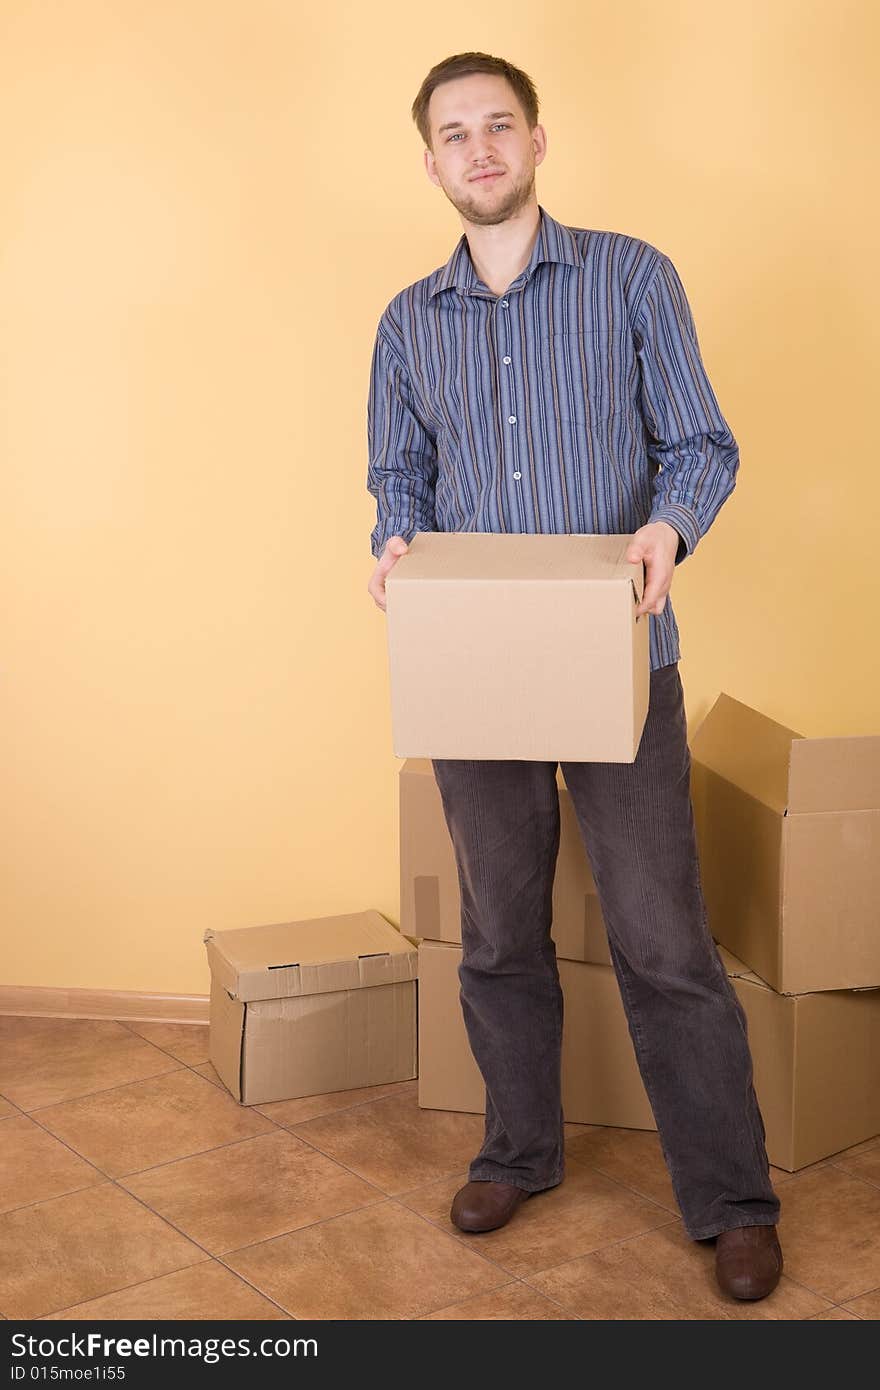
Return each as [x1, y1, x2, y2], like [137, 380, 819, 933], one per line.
[1, 1016, 878, 1320]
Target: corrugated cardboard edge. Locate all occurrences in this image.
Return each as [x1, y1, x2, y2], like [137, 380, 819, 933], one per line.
[203, 914, 418, 1003]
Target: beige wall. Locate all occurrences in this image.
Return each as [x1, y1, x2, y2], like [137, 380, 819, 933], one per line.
[2, 1, 877, 992]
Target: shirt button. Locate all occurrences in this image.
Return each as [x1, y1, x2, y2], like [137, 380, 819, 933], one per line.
[501, 299, 509, 307]
[503, 355, 511, 364]
[513, 471, 522, 480]
[508, 415, 517, 424]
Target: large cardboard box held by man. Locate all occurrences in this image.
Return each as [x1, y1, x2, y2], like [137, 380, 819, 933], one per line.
[399, 757, 611, 966]
[204, 911, 418, 1105]
[384, 532, 649, 762]
[690, 693, 880, 994]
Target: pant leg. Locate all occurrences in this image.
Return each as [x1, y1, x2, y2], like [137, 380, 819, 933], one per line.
[560, 661, 781, 1240]
[430, 756, 565, 1193]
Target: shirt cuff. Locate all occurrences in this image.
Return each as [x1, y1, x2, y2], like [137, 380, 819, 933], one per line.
[648, 504, 701, 565]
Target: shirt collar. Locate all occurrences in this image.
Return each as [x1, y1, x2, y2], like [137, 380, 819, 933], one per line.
[429, 204, 582, 299]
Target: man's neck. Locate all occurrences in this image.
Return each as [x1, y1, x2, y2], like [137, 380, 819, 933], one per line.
[463, 200, 542, 298]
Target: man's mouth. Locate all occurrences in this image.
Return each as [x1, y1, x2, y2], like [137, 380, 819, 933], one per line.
[470, 171, 504, 183]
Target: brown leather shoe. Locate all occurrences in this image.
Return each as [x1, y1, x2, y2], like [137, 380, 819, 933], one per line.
[715, 1224, 783, 1300]
[450, 1179, 532, 1233]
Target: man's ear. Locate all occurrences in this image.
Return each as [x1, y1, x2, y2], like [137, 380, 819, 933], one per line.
[424, 147, 440, 188]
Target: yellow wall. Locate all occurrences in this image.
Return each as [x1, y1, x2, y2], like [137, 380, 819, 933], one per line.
[2, 1, 877, 992]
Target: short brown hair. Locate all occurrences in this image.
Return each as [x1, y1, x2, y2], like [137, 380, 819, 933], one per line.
[411, 51, 539, 152]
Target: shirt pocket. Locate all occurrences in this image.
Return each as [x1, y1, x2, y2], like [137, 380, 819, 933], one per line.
[536, 327, 625, 426]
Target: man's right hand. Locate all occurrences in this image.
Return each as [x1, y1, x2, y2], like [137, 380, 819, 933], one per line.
[367, 535, 409, 612]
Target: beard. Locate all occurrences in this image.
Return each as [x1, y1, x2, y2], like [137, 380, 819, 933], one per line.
[439, 164, 536, 227]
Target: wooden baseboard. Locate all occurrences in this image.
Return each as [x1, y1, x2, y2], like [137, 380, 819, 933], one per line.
[0, 985, 210, 1025]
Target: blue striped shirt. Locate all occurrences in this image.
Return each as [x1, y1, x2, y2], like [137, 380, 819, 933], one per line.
[366, 204, 740, 670]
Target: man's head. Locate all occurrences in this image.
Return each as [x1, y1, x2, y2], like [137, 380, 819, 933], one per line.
[411, 52, 546, 227]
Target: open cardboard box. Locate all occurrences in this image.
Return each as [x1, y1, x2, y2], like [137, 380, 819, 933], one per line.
[385, 532, 649, 762]
[691, 693, 880, 993]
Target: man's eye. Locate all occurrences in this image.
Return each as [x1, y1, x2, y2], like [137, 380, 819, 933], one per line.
[447, 123, 510, 142]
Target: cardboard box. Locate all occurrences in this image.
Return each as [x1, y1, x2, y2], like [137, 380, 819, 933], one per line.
[385, 532, 649, 762]
[417, 940, 880, 1171]
[719, 947, 880, 1171]
[691, 693, 880, 993]
[400, 757, 611, 966]
[417, 940, 654, 1129]
[204, 911, 418, 1105]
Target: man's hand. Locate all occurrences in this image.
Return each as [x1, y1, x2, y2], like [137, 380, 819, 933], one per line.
[626, 521, 681, 619]
[367, 535, 409, 612]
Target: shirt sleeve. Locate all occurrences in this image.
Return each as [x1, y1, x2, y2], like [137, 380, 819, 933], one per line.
[634, 253, 740, 564]
[366, 322, 438, 560]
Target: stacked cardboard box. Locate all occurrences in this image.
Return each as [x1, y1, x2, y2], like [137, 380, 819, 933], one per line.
[403, 703, 880, 1170]
[690, 695, 880, 1169]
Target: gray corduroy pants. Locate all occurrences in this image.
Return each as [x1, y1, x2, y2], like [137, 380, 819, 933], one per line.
[431, 661, 781, 1240]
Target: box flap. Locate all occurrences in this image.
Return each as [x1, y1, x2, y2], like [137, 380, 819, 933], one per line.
[204, 910, 418, 1003]
[787, 736, 880, 814]
[386, 531, 642, 587]
[715, 942, 769, 988]
[690, 693, 802, 815]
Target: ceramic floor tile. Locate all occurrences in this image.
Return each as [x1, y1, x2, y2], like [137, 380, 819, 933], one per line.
[257, 1079, 418, 1127]
[420, 1283, 572, 1319]
[35, 1068, 275, 1177]
[123, 1022, 210, 1066]
[563, 1126, 678, 1213]
[526, 1220, 830, 1319]
[842, 1286, 880, 1318]
[0, 1096, 16, 1119]
[42, 1262, 290, 1320]
[399, 1157, 675, 1278]
[0, 1017, 66, 1043]
[122, 1130, 384, 1253]
[811, 1307, 861, 1319]
[0, 1018, 182, 1111]
[225, 1200, 509, 1319]
[0, 1182, 206, 1319]
[0, 1115, 102, 1212]
[775, 1165, 880, 1302]
[288, 1093, 485, 1195]
[828, 1147, 880, 1189]
[829, 1134, 880, 1161]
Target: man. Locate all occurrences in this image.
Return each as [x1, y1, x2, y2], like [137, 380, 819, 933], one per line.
[366, 51, 783, 1302]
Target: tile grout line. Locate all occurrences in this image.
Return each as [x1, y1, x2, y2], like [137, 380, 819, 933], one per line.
[17, 1064, 187, 1116]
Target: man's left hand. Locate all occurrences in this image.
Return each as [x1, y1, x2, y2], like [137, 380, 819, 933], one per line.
[625, 521, 681, 619]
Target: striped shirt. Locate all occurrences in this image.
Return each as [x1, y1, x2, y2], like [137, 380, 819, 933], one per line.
[366, 203, 740, 670]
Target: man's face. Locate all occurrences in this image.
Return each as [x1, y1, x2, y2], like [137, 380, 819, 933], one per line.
[424, 73, 546, 226]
